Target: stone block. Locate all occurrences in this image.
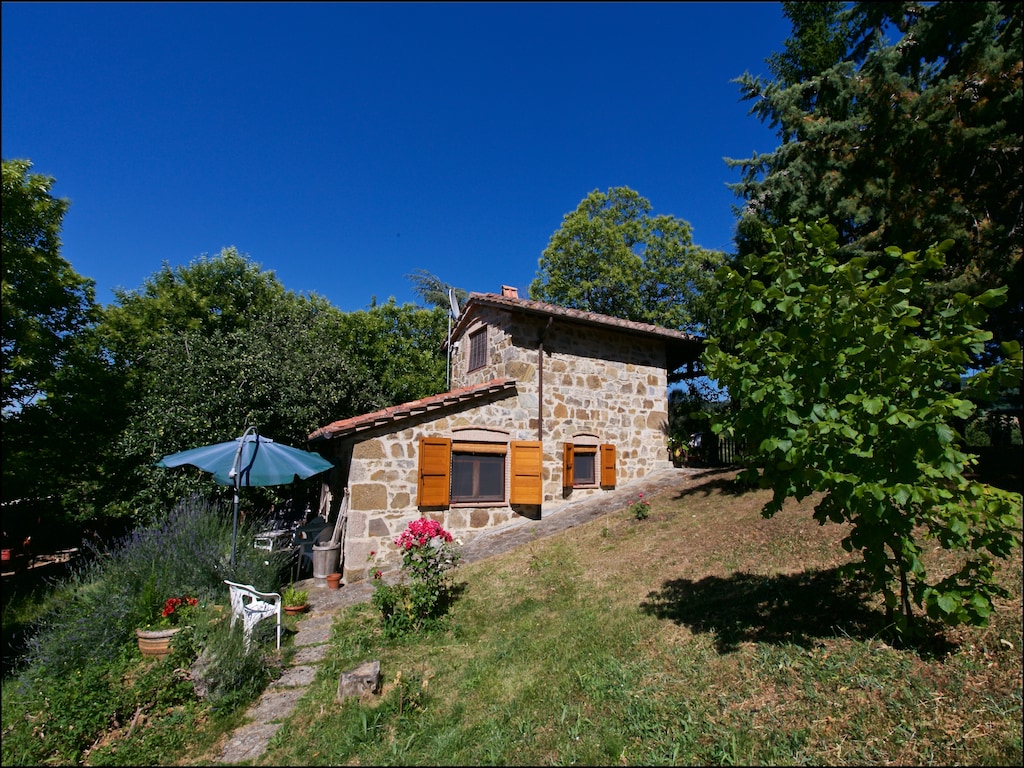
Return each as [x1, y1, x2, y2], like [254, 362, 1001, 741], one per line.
[337, 660, 382, 702]
[352, 483, 388, 510]
[353, 440, 386, 459]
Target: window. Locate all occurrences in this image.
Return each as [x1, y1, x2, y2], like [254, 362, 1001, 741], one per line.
[451, 451, 505, 503]
[572, 446, 597, 486]
[563, 441, 616, 489]
[468, 327, 487, 371]
[418, 436, 541, 507]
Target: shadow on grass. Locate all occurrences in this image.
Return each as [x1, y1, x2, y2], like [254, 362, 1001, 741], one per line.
[671, 469, 759, 500]
[641, 567, 893, 654]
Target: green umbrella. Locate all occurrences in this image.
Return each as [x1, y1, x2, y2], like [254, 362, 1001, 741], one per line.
[155, 427, 333, 565]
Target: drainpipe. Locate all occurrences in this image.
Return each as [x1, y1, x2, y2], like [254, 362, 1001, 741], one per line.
[538, 317, 553, 442]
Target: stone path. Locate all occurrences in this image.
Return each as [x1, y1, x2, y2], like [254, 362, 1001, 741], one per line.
[213, 465, 715, 764]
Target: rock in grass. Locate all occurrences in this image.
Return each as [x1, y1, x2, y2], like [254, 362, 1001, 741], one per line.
[337, 660, 381, 702]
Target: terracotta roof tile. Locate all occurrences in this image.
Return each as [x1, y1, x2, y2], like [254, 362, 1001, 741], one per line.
[309, 378, 517, 441]
[450, 292, 702, 345]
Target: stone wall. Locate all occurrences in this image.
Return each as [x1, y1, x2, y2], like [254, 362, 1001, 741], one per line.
[453, 305, 672, 489]
[341, 393, 530, 584]
[341, 308, 672, 584]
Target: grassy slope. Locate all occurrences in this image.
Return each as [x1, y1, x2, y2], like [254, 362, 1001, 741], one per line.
[211, 469, 1022, 766]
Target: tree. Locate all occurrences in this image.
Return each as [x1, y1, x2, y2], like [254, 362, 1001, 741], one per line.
[87, 249, 377, 520]
[335, 299, 449, 407]
[85, 251, 451, 522]
[405, 269, 468, 311]
[765, 1, 849, 91]
[530, 187, 725, 334]
[1, 158, 96, 414]
[704, 219, 1022, 638]
[727, 2, 1023, 362]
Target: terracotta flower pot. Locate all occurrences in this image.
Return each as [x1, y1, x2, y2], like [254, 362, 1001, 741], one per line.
[284, 604, 307, 616]
[326, 572, 342, 590]
[135, 627, 182, 659]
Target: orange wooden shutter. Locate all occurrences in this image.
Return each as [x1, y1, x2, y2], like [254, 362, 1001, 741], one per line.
[600, 443, 616, 488]
[562, 443, 575, 488]
[510, 440, 543, 505]
[418, 437, 451, 507]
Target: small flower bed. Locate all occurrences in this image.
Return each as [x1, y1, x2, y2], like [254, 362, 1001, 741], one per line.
[372, 517, 461, 637]
[628, 492, 650, 520]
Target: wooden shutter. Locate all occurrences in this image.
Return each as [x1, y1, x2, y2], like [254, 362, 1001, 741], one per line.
[562, 443, 575, 488]
[418, 437, 451, 507]
[600, 443, 616, 488]
[510, 440, 543, 505]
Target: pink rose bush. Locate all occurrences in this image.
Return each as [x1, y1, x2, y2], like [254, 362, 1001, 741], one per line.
[372, 517, 461, 637]
[395, 517, 454, 550]
[629, 492, 651, 520]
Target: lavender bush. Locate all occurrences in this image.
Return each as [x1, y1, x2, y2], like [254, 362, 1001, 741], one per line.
[18, 494, 288, 677]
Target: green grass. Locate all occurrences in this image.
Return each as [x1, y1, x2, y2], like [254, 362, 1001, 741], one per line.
[4, 472, 1019, 765]
[231, 471, 1023, 767]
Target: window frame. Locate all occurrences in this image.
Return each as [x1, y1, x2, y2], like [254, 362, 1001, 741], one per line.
[571, 445, 597, 487]
[450, 444, 506, 504]
[468, 326, 487, 371]
[563, 440, 616, 490]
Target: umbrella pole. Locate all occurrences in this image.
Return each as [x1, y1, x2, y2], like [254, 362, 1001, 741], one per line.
[231, 478, 240, 568]
[229, 427, 254, 569]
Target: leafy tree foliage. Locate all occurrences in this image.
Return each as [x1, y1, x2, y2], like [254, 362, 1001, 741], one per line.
[1, 158, 96, 414]
[765, 1, 849, 91]
[705, 219, 1022, 637]
[530, 187, 725, 334]
[728, 2, 1022, 360]
[405, 268, 468, 311]
[335, 299, 449, 408]
[91, 250, 447, 521]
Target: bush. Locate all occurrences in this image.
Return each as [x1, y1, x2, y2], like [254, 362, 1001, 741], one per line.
[628, 493, 651, 520]
[16, 495, 288, 678]
[372, 517, 461, 637]
[1, 495, 289, 765]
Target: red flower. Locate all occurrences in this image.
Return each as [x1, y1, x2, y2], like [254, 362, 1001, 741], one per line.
[394, 517, 454, 549]
[160, 594, 196, 619]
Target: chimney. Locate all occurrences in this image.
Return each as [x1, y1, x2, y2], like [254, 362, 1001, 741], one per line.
[501, 285, 519, 299]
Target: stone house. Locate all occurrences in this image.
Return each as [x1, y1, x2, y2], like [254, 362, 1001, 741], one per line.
[308, 286, 702, 584]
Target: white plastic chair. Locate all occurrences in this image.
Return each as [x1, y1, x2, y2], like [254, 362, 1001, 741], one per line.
[224, 580, 281, 649]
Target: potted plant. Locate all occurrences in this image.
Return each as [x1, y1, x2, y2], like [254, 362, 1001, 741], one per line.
[136, 594, 197, 659]
[281, 584, 309, 615]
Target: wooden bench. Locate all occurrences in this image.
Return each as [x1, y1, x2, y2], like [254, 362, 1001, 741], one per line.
[224, 580, 281, 649]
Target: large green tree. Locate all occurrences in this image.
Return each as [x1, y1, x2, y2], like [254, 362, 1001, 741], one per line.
[705, 219, 1022, 638]
[1, 159, 96, 414]
[93, 250, 346, 519]
[335, 299, 449, 408]
[2, 159, 106, 543]
[91, 251, 450, 521]
[727, 2, 1022, 361]
[530, 187, 725, 334]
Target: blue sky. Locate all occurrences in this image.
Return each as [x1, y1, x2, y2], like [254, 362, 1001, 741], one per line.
[2, 2, 792, 313]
